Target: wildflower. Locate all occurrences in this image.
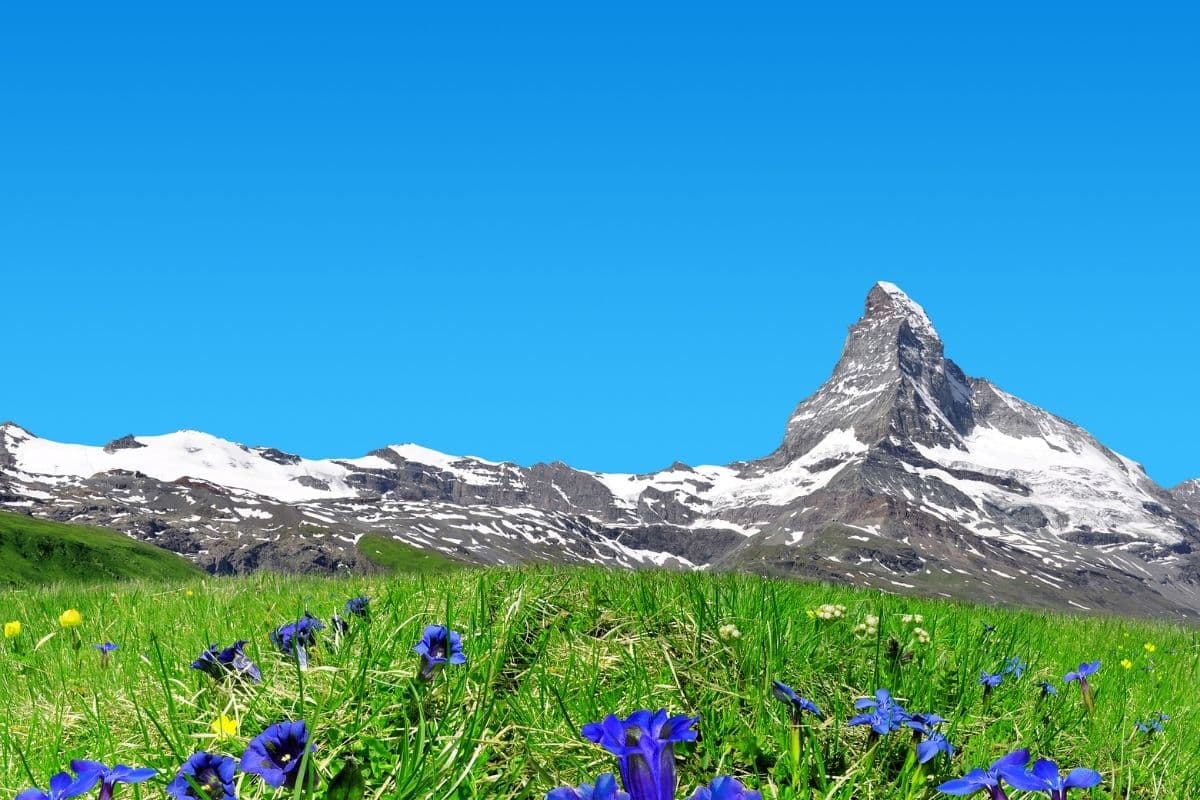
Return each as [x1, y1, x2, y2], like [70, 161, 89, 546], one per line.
[59, 609, 82, 628]
[14, 772, 99, 800]
[997, 758, 1102, 800]
[344, 596, 370, 617]
[191, 640, 262, 684]
[4, 620, 20, 639]
[1135, 712, 1169, 734]
[901, 613, 924, 624]
[185, 590, 194, 597]
[848, 689, 908, 736]
[1002, 657, 1026, 678]
[271, 614, 324, 669]
[166, 752, 236, 800]
[981, 623, 996, 637]
[938, 749, 1030, 799]
[241, 720, 315, 789]
[917, 731, 955, 764]
[94, 642, 118, 666]
[1063, 661, 1100, 712]
[582, 709, 699, 800]
[1120, 658, 1132, 670]
[904, 713, 954, 764]
[68, 761, 156, 800]
[211, 715, 239, 738]
[689, 777, 763, 800]
[718, 624, 742, 641]
[1038, 681, 1058, 698]
[864, 614, 879, 627]
[546, 774, 630, 800]
[771, 681, 822, 721]
[979, 672, 1003, 694]
[912, 626, 931, 645]
[1143, 642, 1156, 654]
[413, 624, 467, 681]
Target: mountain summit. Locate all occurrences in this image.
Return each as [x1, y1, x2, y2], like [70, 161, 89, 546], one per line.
[3, 284, 1198, 616]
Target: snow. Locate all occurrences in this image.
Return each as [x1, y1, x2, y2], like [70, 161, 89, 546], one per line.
[388, 444, 506, 486]
[875, 281, 938, 337]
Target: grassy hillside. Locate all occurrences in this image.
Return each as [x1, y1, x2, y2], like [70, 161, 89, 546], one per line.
[0, 567, 1195, 799]
[357, 532, 462, 573]
[0, 510, 201, 585]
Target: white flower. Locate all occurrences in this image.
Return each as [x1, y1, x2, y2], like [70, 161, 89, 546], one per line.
[719, 623, 742, 641]
[912, 627, 930, 644]
[864, 614, 880, 627]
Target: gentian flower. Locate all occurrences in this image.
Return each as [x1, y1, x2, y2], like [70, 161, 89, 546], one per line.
[771, 681, 822, 720]
[94, 642, 118, 666]
[271, 614, 325, 669]
[1002, 657, 1026, 678]
[848, 688, 908, 736]
[938, 749, 1030, 799]
[1037, 681, 1058, 698]
[166, 752, 236, 800]
[689, 776, 763, 800]
[413, 624, 466, 681]
[68, 761, 156, 800]
[1063, 661, 1100, 712]
[904, 713, 953, 764]
[1135, 712, 1169, 734]
[240, 720, 315, 789]
[546, 774, 630, 800]
[998, 758, 1102, 800]
[979, 672, 1003, 694]
[344, 596, 370, 617]
[15, 772, 99, 800]
[582, 708, 699, 800]
[191, 640, 262, 683]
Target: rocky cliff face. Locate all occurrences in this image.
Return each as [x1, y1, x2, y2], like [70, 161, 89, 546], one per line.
[3, 283, 1198, 617]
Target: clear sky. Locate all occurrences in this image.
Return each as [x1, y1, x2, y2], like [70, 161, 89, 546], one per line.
[2, 2, 1198, 486]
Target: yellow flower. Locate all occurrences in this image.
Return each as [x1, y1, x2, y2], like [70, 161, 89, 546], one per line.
[1120, 658, 1133, 670]
[3, 621, 20, 639]
[185, 589, 194, 597]
[59, 609, 83, 628]
[1143, 642, 1157, 653]
[210, 714, 239, 738]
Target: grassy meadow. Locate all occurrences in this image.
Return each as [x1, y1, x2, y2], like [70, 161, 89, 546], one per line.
[0, 566, 1197, 799]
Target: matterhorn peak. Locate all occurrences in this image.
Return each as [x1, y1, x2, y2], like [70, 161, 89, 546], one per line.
[865, 281, 940, 341]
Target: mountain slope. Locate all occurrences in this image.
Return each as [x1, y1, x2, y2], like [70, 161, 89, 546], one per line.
[2, 282, 1198, 616]
[0, 510, 201, 585]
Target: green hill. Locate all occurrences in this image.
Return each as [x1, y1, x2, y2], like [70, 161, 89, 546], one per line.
[0, 509, 201, 585]
[357, 531, 462, 573]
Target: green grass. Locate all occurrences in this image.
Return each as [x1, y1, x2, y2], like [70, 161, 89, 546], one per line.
[357, 533, 462, 574]
[0, 567, 1197, 799]
[0, 510, 201, 585]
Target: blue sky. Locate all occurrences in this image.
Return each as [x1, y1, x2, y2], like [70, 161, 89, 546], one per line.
[2, 2, 1198, 486]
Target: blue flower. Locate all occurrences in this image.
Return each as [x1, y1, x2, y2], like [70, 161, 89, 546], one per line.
[68, 761, 156, 800]
[1063, 661, 1100, 712]
[546, 774, 630, 800]
[937, 749, 1029, 799]
[903, 713, 953, 764]
[689, 776, 763, 800]
[582, 709, 699, 800]
[344, 596, 370, 617]
[15, 772, 100, 800]
[240, 720, 315, 789]
[413, 624, 467, 681]
[979, 672, 1003, 690]
[998, 758, 1102, 800]
[191, 640, 262, 684]
[94, 642, 118, 653]
[771, 681, 822, 721]
[1002, 657, 1026, 678]
[848, 688, 908, 735]
[271, 614, 325, 669]
[1136, 712, 1169, 734]
[1037, 681, 1058, 697]
[165, 752, 236, 800]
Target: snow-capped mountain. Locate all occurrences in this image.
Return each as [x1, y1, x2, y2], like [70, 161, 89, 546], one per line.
[3, 282, 1199, 617]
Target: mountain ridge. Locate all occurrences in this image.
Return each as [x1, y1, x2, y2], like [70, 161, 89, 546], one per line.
[3, 283, 1199, 617]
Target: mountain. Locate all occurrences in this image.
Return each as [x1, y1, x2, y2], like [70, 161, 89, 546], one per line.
[3, 282, 1199, 616]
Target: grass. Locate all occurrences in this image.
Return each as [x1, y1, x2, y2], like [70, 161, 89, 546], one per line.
[0, 510, 201, 586]
[357, 533, 462, 574]
[0, 567, 1197, 799]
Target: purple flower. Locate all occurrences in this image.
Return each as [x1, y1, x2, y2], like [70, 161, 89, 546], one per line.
[771, 681, 822, 721]
[1063, 661, 1100, 712]
[191, 640, 262, 684]
[1136, 712, 1169, 734]
[848, 689, 908, 735]
[689, 776, 763, 800]
[1038, 681, 1058, 698]
[165, 752, 236, 800]
[413, 624, 466, 681]
[93, 642, 118, 653]
[271, 614, 325, 669]
[344, 596, 370, 617]
[1002, 657, 1026, 678]
[904, 713, 954, 764]
[937, 749, 1030, 799]
[998, 758, 1102, 800]
[582, 709, 699, 800]
[546, 774, 630, 800]
[15, 772, 99, 800]
[240, 720, 315, 789]
[69, 761, 156, 800]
